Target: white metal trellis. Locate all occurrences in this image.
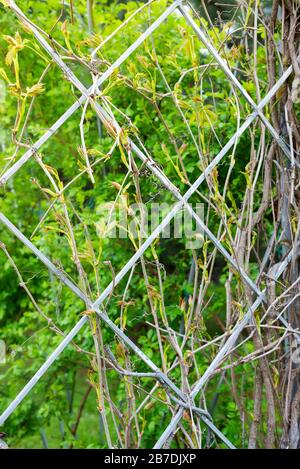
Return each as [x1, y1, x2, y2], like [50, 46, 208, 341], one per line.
[0, 0, 297, 449]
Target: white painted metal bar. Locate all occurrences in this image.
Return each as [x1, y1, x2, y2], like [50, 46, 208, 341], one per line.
[154, 249, 294, 448]
[5, 3, 261, 299]
[179, 5, 297, 167]
[0, 213, 234, 448]
[0, 0, 182, 186]
[0, 315, 88, 426]
[0, 61, 290, 428]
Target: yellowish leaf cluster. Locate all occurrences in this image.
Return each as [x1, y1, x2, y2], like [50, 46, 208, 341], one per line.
[3, 32, 28, 66]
